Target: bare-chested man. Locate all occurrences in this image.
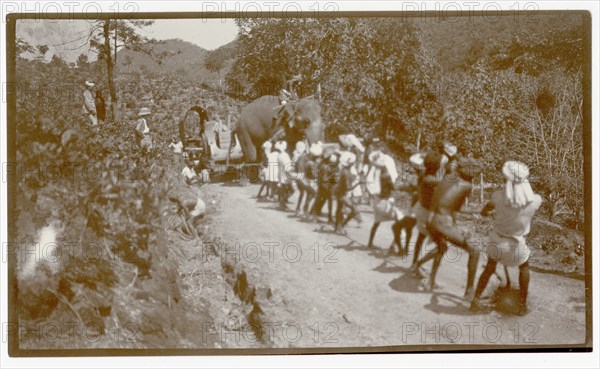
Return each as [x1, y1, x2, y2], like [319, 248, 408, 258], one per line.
[412, 157, 482, 298]
[296, 143, 322, 218]
[408, 151, 442, 266]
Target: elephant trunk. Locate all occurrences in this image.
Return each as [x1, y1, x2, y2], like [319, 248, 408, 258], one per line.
[305, 119, 325, 145]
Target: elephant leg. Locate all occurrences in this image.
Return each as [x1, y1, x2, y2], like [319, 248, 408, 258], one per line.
[238, 126, 257, 163]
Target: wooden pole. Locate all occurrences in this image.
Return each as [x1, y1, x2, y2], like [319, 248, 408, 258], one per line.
[480, 172, 484, 204]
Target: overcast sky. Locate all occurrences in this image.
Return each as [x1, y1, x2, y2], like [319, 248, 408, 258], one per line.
[140, 19, 238, 49]
[16, 19, 239, 62]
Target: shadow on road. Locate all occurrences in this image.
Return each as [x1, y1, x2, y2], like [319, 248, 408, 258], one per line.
[389, 273, 430, 294]
[254, 196, 276, 203]
[424, 292, 476, 316]
[372, 260, 407, 274]
[217, 180, 244, 187]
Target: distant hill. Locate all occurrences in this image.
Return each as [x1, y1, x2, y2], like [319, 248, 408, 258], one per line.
[116, 38, 220, 84]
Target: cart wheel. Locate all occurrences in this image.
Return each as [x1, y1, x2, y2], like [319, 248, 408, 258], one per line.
[167, 214, 182, 229]
[239, 175, 250, 186]
[238, 163, 260, 185]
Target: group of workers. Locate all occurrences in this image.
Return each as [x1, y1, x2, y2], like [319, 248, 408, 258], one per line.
[121, 72, 542, 315]
[257, 135, 542, 316]
[257, 133, 378, 234]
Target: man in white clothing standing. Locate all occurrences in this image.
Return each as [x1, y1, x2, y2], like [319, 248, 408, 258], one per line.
[82, 80, 97, 126]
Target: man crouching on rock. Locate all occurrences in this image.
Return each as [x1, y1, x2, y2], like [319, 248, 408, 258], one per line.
[169, 185, 206, 239]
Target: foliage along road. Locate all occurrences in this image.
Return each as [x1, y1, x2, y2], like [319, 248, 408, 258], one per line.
[200, 182, 586, 349]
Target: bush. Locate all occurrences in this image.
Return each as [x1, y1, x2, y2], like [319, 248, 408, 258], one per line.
[13, 57, 197, 347]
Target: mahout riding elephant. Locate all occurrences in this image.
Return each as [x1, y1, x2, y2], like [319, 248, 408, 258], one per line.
[230, 96, 325, 163]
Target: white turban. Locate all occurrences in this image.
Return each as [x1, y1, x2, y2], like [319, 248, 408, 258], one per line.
[329, 152, 338, 163]
[502, 161, 535, 208]
[295, 141, 307, 154]
[382, 154, 398, 184]
[339, 134, 365, 153]
[443, 142, 457, 157]
[262, 141, 272, 154]
[275, 140, 287, 152]
[369, 150, 385, 167]
[368, 150, 398, 184]
[409, 152, 426, 171]
[347, 134, 365, 153]
[309, 143, 323, 157]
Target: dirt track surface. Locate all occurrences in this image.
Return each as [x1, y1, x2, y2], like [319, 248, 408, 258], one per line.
[202, 182, 586, 348]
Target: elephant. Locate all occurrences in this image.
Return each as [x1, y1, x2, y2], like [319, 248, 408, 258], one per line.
[229, 95, 325, 163]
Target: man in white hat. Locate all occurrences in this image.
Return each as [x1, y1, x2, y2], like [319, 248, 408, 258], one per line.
[292, 141, 307, 164]
[82, 80, 97, 126]
[292, 141, 308, 213]
[292, 141, 315, 216]
[276, 140, 294, 210]
[169, 136, 184, 154]
[294, 142, 321, 217]
[366, 150, 414, 253]
[471, 161, 542, 315]
[333, 151, 362, 234]
[136, 107, 153, 151]
[339, 133, 367, 205]
[181, 159, 201, 185]
[266, 141, 280, 200]
[257, 141, 274, 200]
[310, 146, 339, 223]
[436, 141, 458, 179]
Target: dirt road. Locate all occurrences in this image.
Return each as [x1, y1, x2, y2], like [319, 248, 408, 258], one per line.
[201, 182, 586, 348]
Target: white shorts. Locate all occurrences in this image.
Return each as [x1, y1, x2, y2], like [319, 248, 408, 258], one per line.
[140, 134, 153, 149]
[190, 198, 206, 217]
[485, 231, 531, 267]
[373, 197, 405, 223]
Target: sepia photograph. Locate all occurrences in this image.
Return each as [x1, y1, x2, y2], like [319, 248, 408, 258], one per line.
[2, 1, 594, 362]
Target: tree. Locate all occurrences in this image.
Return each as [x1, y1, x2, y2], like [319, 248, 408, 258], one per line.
[205, 47, 235, 89]
[37, 44, 49, 61]
[87, 19, 157, 121]
[437, 21, 584, 228]
[16, 38, 34, 57]
[519, 69, 583, 226]
[122, 55, 133, 67]
[49, 54, 68, 69]
[76, 53, 89, 69]
[227, 18, 438, 144]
